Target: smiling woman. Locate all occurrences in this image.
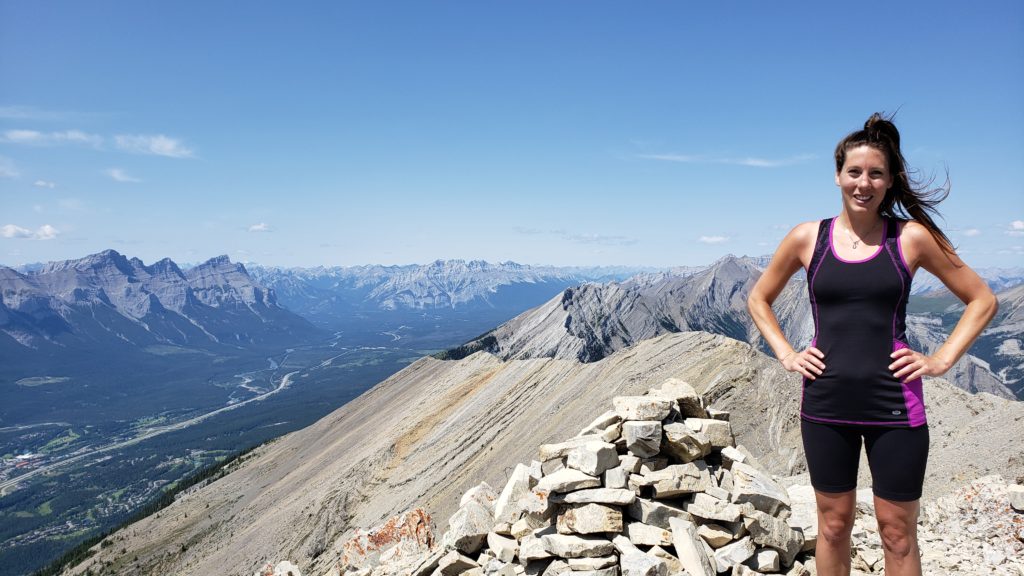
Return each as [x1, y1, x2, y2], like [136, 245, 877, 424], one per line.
[747, 112, 999, 576]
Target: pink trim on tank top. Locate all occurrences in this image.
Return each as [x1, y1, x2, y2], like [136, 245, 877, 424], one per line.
[828, 217, 884, 263]
[800, 413, 912, 426]
[895, 221, 915, 278]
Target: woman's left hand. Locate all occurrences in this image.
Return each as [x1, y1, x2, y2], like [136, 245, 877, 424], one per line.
[889, 347, 952, 382]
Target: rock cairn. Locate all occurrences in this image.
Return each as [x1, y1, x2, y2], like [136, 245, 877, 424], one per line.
[340, 378, 813, 576]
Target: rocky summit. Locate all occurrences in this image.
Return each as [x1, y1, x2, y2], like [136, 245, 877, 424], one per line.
[314, 380, 1024, 576]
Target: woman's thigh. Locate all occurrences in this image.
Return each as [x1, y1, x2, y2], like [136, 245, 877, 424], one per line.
[801, 419, 863, 493]
[863, 425, 929, 502]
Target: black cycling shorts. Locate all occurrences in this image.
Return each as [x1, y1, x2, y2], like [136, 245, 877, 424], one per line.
[800, 419, 929, 502]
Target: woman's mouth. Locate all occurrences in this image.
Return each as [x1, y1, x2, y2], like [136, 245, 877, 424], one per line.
[853, 194, 873, 204]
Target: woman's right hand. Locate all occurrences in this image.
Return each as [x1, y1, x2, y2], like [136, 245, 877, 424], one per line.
[780, 347, 826, 380]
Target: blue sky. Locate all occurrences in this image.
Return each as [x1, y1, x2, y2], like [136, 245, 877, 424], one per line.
[1, 1, 1022, 268]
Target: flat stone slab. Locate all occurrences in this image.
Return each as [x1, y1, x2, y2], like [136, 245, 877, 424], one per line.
[648, 462, 713, 498]
[626, 498, 691, 529]
[712, 536, 755, 573]
[447, 500, 492, 554]
[669, 517, 716, 576]
[536, 468, 601, 494]
[621, 552, 667, 576]
[557, 503, 623, 535]
[540, 534, 616, 558]
[613, 396, 673, 421]
[648, 378, 704, 418]
[567, 556, 618, 570]
[730, 462, 790, 516]
[495, 463, 534, 523]
[539, 435, 605, 461]
[553, 488, 636, 506]
[567, 441, 620, 476]
[624, 522, 672, 547]
[687, 492, 743, 523]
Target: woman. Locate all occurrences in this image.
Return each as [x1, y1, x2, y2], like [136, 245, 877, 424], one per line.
[747, 113, 998, 576]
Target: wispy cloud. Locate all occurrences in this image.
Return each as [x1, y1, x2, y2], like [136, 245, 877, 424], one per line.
[33, 180, 57, 189]
[638, 153, 816, 168]
[248, 223, 271, 233]
[563, 233, 637, 246]
[513, 226, 636, 246]
[0, 156, 18, 178]
[1, 224, 59, 240]
[106, 168, 141, 183]
[0, 105, 86, 121]
[114, 134, 194, 158]
[962, 228, 981, 237]
[699, 235, 730, 244]
[1007, 220, 1024, 237]
[1, 129, 103, 148]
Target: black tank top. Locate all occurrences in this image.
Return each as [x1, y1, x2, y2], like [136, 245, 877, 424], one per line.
[802, 216, 926, 427]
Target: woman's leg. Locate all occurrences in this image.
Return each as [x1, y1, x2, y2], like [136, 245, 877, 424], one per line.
[874, 496, 922, 576]
[801, 420, 863, 576]
[814, 489, 857, 576]
[864, 425, 929, 576]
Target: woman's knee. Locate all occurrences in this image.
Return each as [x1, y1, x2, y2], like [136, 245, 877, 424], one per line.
[815, 491, 856, 544]
[875, 498, 920, 557]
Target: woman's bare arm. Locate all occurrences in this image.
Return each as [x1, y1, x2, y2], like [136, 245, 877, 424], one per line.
[888, 221, 999, 381]
[747, 221, 825, 380]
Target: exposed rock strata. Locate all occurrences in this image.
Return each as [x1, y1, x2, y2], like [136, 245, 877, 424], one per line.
[63, 332, 1024, 576]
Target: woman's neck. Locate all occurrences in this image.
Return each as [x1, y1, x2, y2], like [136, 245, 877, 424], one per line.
[837, 209, 884, 238]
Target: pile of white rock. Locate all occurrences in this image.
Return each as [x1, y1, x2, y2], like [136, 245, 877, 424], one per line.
[381, 378, 814, 576]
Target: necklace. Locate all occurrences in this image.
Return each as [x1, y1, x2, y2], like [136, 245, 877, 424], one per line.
[841, 217, 881, 249]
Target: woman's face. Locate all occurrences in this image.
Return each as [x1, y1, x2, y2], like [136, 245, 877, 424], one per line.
[835, 145, 893, 215]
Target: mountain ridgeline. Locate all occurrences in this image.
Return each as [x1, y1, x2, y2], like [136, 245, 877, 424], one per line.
[436, 255, 1021, 400]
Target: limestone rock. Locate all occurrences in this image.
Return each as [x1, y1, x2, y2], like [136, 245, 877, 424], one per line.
[624, 522, 672, 547]
[612, 396, 673, 421]
[447, 500, 493, 554]
[556, 503, 623, 535]
[553, 488, 636, 506]
[720, 446, 746, 470]
[496, 464, 535, 524]
[519, 533, 554, 563]
[536, 469, 601, 493]
[646, 546, 682, 575]
[626, 498, 690, 529]
[744, 548, 780, 573]
[743, 510, 804, 567]
[706, 407, 730, 421]
[648, 378, 704, 418]
[1010, 484, 1024, 512]
[687, 492, 743, 523]
[730, 462, 790, 516]
[578, 411, 622, 437]
[603, 467, 629, 489]
[461, 482, 499, 511]
[683, 417, 733, 450]
[540, 534, 616, 558]
[539, 435, 605, 461]
[668, 517, 716, 576]
[567, 556, 618, 570]
[618, 455, 642, 473]
[661, 423, 711, 463]
[648, 462, 713, 498]
[696, 523, 735, 548]
[438, 551, 480, 576]
[488, 532, 519, 563]
[620, 552, 668, 576]
[567, 441, 620, 476]
[732, 566, 765, 576]
[712, 536, 755, 573]
[340, 508, 435, 571]
[622, 421, 662, 458]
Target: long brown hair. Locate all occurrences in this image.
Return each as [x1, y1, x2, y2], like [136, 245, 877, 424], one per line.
[834, 112, 957, 259]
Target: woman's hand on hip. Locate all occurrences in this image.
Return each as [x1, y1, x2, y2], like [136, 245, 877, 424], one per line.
[781, 347, 825, 380]
[889, 347, 952, 382]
